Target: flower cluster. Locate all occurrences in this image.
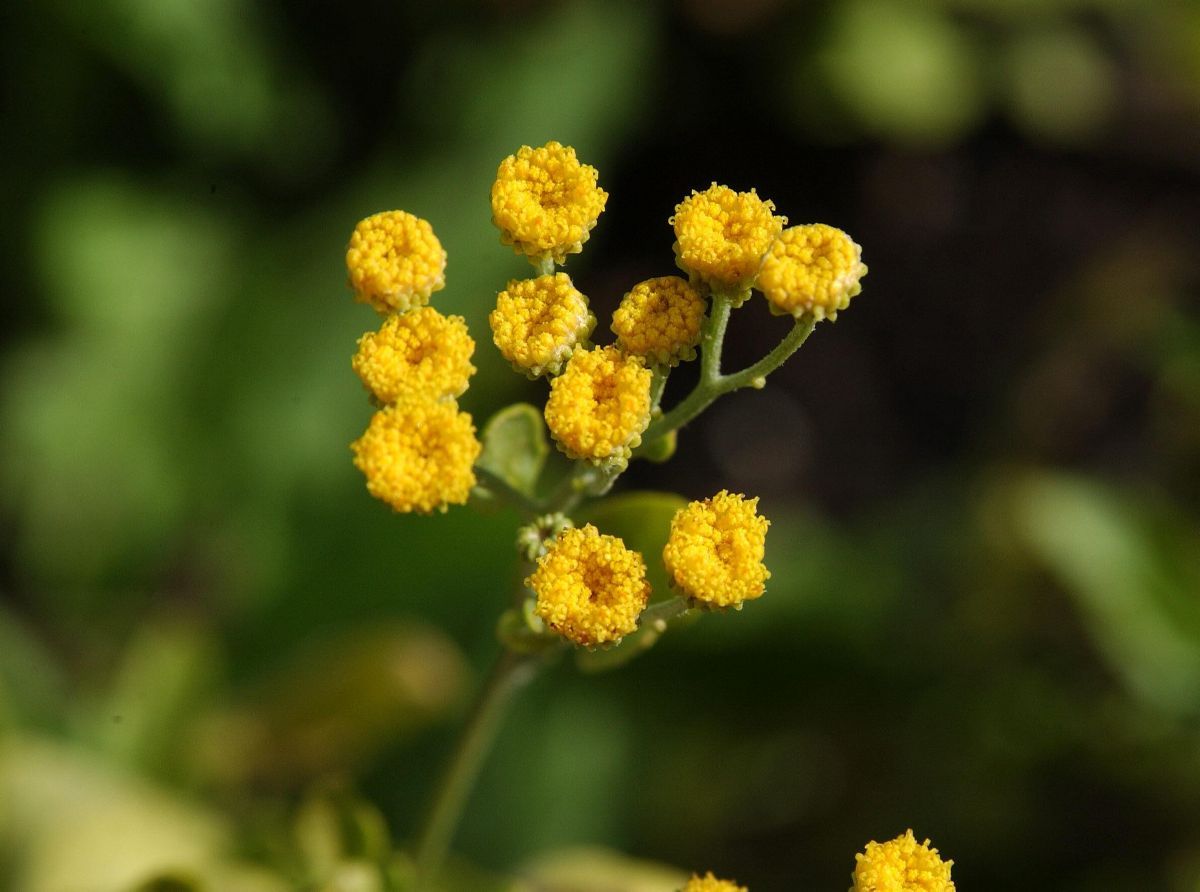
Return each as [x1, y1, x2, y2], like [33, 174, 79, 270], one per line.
[851, 830, 955, 892]
[759, 223, 868, 321]
[671, 184, 786, 294]
[490, 273, 595, 377]
[663, 491, 770, 608]
[612, 276, 706, 367]
[346, 212, 481, 513]
[681, 872, 747, 892]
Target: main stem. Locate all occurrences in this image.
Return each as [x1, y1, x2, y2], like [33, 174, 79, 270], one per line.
[414, 649, 538, 888]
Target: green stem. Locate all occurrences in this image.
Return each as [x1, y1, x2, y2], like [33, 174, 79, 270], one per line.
[414, 649, 540, 888]
[473, 465, 542, 518]
[576, 597, 692, 672]
[649, 367, 669, 412]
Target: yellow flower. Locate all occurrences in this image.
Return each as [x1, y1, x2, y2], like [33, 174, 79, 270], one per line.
[526, 524, 650, 646]
[851, 830, 955, 892]
[491, 141, 608, 264]
[350, 398, 481, 514]
[612, 276, 707, 367]
[682, 872, 747, 892]
[671, 184, 785, 293]
[346, 210, 447, 314]
[662, 491, 770, 608]
[352, 307, 476, 404]
[758, 224, 867, 321]
[543, 346, 652, 469]
[489, 273, 596, 377]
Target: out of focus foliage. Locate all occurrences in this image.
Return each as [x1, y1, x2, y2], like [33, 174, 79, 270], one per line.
[1, 0, 1199, 890]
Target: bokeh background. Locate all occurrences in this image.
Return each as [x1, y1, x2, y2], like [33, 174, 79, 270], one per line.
[3, 0, 1200, 889]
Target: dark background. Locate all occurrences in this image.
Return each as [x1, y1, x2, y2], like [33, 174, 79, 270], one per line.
[2, 1, 1200, 890]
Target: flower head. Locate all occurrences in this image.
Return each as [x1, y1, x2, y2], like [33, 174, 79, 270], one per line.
[352, 307, 476, 404]
[490, 273, 596, 377]
[491, 141, 608, 264]
[671, 184, 785, 293]
[350, 398, 481, 514]
[346, 211, 447, 314]
[526, 524, 650, 646]
[663, 491, 770, 608]
[612, 276, 707, 367]
[851, 830, 955, 892]
[758, 224, 867, 321]
[544, 346, 652, 470]
[682, 873, 748, 892]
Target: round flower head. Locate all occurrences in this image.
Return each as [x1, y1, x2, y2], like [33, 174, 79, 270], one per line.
[491, 141, 608, 264]
[612, 276, 707, 367]
[526, 524, 650, 647]
[350, 398, 481, 514]
[671, 184, 786, 294]
[352, 307, 476, 404]
[758, 224, 867, 321]
[490, 273, 596, 377]
[851, 830, 955, 892]
[682, 873, 747, 892]
[346, 211, 447, 314]
[663, 491, 770, 608]
[543, 346, 652, 470]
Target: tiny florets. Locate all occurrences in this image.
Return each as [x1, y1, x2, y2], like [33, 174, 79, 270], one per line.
[758, 223, 867, 321]
[491, 141, 608, 264]
[346, 210, 447, 314]
[350, 398, 481, 514]
[526, 524, 650, 646]
[671, 184, 786, 293]
[682, 872, 748, 892]
[662, 491, 770, 608]
[489, 273, 596, 377]
[352, 307, 476, 404]
[543, 345, 652, 470]
[612, 276, 707, 367]
[851, 830, 955, 892]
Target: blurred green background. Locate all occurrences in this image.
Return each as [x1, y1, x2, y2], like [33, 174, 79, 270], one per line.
[2, 0, 1200, 889]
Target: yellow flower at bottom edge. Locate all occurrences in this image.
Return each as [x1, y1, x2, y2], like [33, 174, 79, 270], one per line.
[757, 223, 867, 322]
[527, 524, 651, 647]
[346, 210, 447, 314]
[682, 872, 748, 892]
[662, 491, 770, 608]
[491, 141, 608, 264]
[543, 345, 652, 470]
[671, 184, 786, 294]
[352, 307, 476, 403]
[612, 276, 706, 367]
[490, 273, 596, 377]
[851, 830, 955, 892]
[350, 398, 480, 514]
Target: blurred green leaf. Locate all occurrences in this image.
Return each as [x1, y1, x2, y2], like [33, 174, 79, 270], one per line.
[478, 404, 550, 497]
[579, 491, 688, 600]
[0, 610, 65, 730]
[295, 785, 391, 880]
[518, 846, 687, 892]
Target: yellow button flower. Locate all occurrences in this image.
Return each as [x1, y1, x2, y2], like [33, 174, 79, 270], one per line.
[682, 872, 747, 892]
[851, 830, 955, 892]
[543, 346, 652, 469]
[612, 276, 707, 367]
[663, 491, 770, 608]
[671, 184, 786, 293]
[346, 210, 447, 314]
[491, 141, 608, 264]
[350, 398, 481, 514]
[352, 307, 476, 404]
[526, 524, 650, 647]
[758, 224, 867, 321]
[489, 273, 596, 377]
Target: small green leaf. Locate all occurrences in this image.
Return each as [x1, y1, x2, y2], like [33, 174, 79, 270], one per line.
[477, 403, 549, 496]
[580, 491, 687, 599]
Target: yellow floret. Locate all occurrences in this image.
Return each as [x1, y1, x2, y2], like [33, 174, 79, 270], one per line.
[612, 276, 707, 367]
[758, 224, 867, 321]
[543, 346, 652, 470]
[662, 491, 770, 608]
[350, 398, 481, 514]
[682, 873, 748, 892]
[490, 273, 596, 377]
[671, 184, 786, 293]
[851, 830, 955, 892]
[352, 307, 476, 404]
[526, 524, 650, 647]
[346, 210, 447, 314]
[491, 141, 608, 264]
